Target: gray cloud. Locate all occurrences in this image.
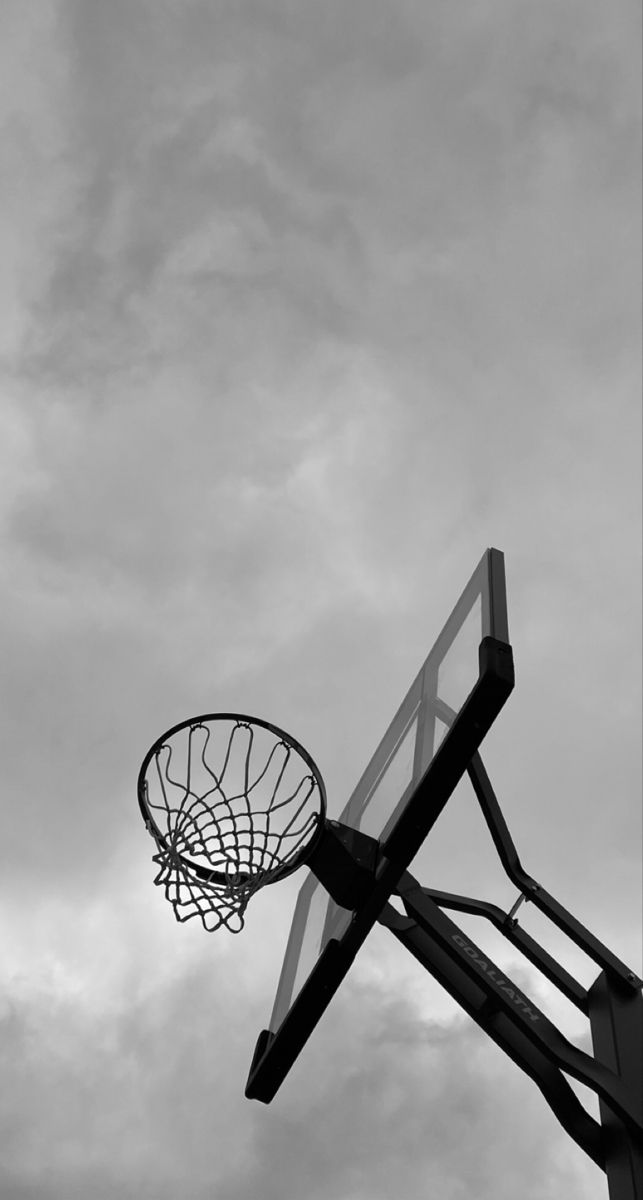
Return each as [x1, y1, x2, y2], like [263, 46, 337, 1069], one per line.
[0, 967, 603, 1200]
[1, 1, 639, 1196]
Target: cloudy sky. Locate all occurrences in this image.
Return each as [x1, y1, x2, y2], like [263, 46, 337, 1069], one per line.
[1, 1, 641, 1197]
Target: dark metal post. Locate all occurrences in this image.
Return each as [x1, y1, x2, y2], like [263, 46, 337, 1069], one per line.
[588, 972, 643, 1200]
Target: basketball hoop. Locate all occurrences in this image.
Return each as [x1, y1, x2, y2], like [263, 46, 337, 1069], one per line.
[137, 714, 326, 933]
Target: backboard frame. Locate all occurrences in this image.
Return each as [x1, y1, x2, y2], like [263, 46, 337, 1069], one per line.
[246, 548, 514, 1102]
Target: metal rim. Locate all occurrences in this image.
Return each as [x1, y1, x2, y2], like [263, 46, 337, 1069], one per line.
[137, 712, 328, 886]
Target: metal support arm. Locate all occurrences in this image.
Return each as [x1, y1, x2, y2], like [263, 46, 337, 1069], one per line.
[420, 885, 589, 1012]
[379, 865, 643, 1198]
[467, 753, 642, 993]
[378, 895, 606, 1169]
[392, 874, 641, 1135]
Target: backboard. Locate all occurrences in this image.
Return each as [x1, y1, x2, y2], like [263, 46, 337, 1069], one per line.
[246, 547, 513, 1101]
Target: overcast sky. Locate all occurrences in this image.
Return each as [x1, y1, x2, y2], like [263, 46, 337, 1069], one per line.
[1, 2, 641, 1198]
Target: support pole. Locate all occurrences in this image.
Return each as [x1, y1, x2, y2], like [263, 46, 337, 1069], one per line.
[588, 972, 643, 1200]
